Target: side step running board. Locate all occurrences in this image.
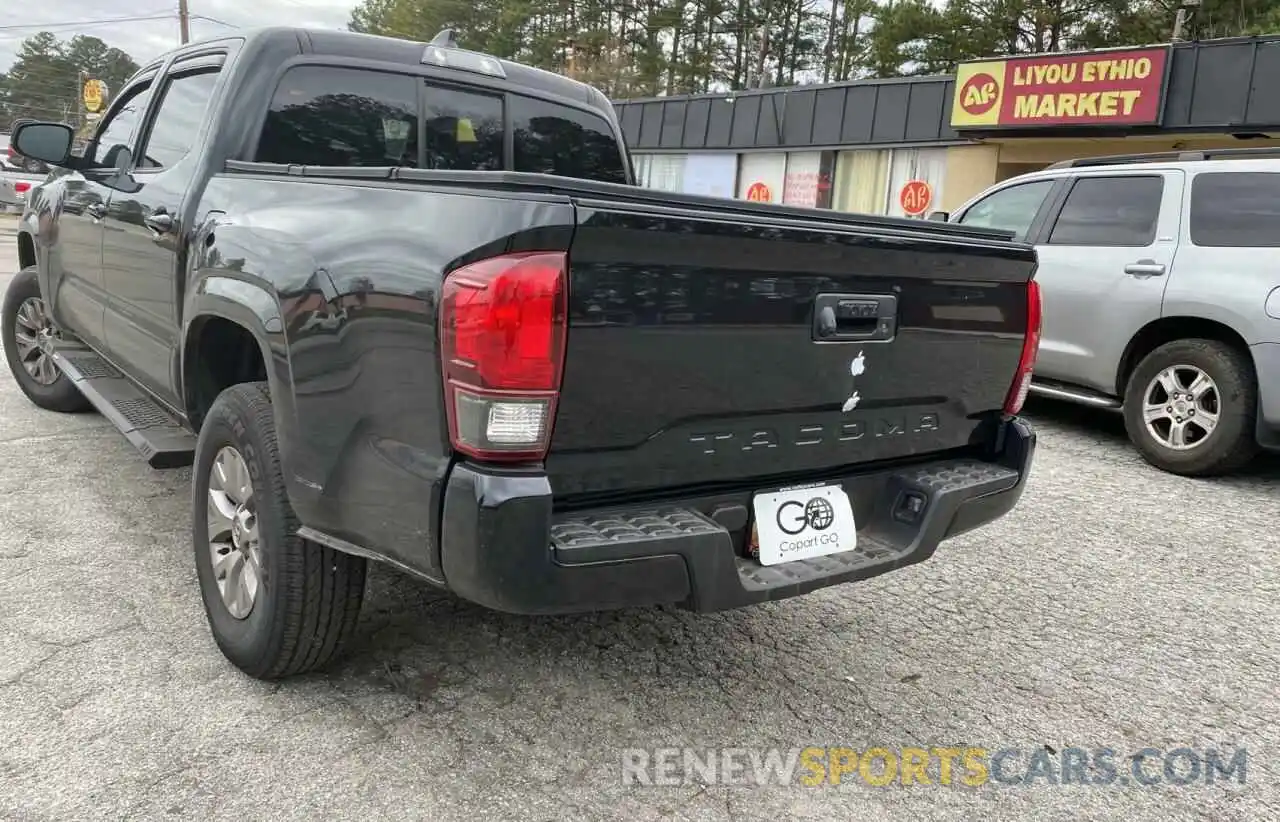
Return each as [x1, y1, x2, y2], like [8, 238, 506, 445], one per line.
[52, 349, 196, 469]
[1028, 380, 1122, 411]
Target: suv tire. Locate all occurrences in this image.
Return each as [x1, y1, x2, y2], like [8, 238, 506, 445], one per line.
[192, 381, 366, 679]
[2, 266, 92, 413]
[1123, 339, 1258, 476]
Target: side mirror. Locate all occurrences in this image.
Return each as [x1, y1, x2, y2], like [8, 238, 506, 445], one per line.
[12, 122, 74, 167]
[928, 210, 950, 222]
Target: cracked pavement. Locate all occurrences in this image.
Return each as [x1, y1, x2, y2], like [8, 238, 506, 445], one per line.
[1, 220, 1278, 820]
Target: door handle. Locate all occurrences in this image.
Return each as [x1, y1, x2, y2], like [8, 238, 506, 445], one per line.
[86, 203, 106, 220]
[144, 211, 174, 234]
[1124, 260, 1166, 277]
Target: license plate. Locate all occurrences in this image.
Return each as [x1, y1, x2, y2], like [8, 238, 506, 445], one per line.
[751, 483, 857, 567]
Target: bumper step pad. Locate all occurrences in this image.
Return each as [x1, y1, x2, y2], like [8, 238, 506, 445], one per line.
[549, 458, 1022, 610]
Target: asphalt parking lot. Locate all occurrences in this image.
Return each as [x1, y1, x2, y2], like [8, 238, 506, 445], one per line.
[1, 218, 1277, 821]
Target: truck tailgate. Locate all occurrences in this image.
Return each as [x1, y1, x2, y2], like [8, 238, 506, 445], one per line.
[546, 198, 1037, 501]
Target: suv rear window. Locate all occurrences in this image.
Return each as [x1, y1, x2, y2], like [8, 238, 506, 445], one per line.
[1190, 172, 1280, 247]
[510, 94, 627, 184]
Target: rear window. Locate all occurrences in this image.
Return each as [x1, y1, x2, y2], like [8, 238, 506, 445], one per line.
[256, 66, 625, 183]
[257, 66, 419, 167]
[422, 85, 503, 171]
[510, 94, 627, 184]
[1190, 172, 1280, 247]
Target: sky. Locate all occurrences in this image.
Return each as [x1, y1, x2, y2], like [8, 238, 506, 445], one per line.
[0, 0, 356, 73]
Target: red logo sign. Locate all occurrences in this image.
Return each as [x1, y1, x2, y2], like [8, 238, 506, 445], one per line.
[745, 182, 771, 202]
[899, 180, 933, 216]
[959, 73, 1001, 116]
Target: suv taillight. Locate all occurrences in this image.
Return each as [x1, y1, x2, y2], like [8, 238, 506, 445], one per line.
[440, 251, 567, 462]
[1003, 278, 1042, 416]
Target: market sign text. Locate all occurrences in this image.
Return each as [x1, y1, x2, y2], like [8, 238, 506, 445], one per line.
[951, 47, 1169, 129]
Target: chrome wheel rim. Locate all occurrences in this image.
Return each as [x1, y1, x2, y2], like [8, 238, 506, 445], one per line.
[207, 446, 262, 619]
[12, 297, 58, 385]
[1142, 365, 1220, 451]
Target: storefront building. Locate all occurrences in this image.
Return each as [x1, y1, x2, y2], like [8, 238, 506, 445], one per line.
[614, 35, 1280, 217]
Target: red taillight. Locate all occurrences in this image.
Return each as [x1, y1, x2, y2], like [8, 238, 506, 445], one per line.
[14, 182, 30, 194]
[1004, 278, 1042, 416]
[440, 251, 567, 461]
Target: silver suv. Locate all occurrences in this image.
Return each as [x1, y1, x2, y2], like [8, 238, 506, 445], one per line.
[941, 148, 1280, 476]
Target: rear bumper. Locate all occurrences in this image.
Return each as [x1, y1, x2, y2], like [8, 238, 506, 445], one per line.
[439, 417, 1036, 615]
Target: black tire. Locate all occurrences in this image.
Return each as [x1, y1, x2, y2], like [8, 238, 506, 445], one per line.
[192, 381, 366, 679]
[1123, 339, 1258, 476]
[2, 266, 92, 413]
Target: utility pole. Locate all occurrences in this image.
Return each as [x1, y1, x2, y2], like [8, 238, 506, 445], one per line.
[179, 0, 191, 44]
[1171, 0, 1200, 42]
[77, 70, 87, 133]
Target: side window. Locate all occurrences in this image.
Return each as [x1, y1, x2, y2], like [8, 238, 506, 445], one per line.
[1048, 175, 1164, 247]
[957, 180, 1055, 240]
[257, 66, 419, 167]
[137, 69, 221, 169]
[1189, 172, 1280, 247]
[88, 82, 153, 167]
[422, 84, 503, 171]
[510, 95, 627, 184]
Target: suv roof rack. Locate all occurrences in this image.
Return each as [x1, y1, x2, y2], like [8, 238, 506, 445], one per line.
[1046, 145, 1280, 170]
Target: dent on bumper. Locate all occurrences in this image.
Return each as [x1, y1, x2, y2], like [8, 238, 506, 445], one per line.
[440, 418, 1037, 616]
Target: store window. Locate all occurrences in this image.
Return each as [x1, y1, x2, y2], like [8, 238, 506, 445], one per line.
[633, 153, 687, 192]
[737, 153, 786, 203]
[884, 148, 947, 218]
[831, 150, 889, 215]
[681, 153, 737, 198]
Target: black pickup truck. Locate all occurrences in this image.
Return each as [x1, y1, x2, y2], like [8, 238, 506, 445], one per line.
[3, 28, 1040, 680]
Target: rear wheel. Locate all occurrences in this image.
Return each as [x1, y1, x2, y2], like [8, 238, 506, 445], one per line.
[192, 381, 367, 679]
[1123, 339, 1258, 476]
[1, 266, 91, 412]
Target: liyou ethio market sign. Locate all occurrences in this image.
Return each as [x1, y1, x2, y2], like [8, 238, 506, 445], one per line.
[950, 46, 1170, 129]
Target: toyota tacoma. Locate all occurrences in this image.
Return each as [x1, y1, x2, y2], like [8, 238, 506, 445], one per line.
[3, 27, 1039, 680]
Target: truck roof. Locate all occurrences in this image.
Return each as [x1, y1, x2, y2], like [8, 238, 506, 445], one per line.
[161, 26, 616, 120]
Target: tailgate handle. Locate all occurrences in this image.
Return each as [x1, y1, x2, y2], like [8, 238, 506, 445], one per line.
[813, 294, 898, 342]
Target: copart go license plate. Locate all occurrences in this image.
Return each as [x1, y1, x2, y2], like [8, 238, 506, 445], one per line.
[751, 483, 857, 567]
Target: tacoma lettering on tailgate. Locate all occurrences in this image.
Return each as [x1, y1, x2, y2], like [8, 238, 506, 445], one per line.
[689, 413, 942, 455]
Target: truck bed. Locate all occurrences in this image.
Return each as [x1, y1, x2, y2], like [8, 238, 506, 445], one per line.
[222, 161, 1037, 505]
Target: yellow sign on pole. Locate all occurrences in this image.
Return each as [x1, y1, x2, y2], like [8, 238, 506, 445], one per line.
[82, 79, 108, 114]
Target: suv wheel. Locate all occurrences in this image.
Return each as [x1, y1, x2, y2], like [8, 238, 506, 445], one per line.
[193, 381, 367, 679]
[1123, 339, 1258, 476]
[1, 267, 91, 412]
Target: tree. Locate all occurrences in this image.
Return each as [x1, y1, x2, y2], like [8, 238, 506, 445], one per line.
[348, 0, 1280, 93]
[0, 32, 139, 130]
